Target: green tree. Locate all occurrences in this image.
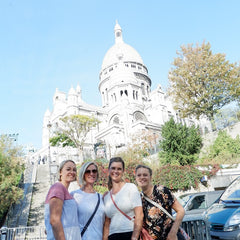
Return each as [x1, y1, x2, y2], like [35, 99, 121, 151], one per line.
[0, 135, 24, 225]
[208, 130, 240, 161]
[159, 118, 202, 165]
[50, 114, 100, 160]
[168, 41, 240, 121]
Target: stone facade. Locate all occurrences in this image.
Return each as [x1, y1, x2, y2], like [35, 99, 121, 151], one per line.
[41, 22, 211, 163]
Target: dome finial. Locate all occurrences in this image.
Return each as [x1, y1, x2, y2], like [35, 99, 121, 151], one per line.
[114, 21, 123, 44]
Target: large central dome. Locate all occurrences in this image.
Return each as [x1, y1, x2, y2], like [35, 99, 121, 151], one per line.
[101, 22, 143, 70]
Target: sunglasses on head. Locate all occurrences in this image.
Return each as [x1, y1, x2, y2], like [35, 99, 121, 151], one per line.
[85, 169, 98, 174]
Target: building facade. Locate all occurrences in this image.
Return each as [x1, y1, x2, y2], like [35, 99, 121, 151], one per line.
[41, 22, 211, 163]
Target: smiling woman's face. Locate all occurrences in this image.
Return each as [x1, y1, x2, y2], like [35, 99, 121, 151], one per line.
[60, 161, 77, 183]
[109, 161, 124, 182]
[135, 167, 151, 189]
[84, 164, 98, 184]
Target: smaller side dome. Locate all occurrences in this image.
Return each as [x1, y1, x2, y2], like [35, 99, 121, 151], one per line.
[76, 84, 81, 94]
[68, 86, 76, 95]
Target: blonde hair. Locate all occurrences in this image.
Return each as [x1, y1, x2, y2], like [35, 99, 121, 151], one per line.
[58, 159, 76, 181]
[78, 161, 99, 186]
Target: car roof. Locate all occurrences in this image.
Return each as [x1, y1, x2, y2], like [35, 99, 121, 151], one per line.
[179, 190, 223, 198]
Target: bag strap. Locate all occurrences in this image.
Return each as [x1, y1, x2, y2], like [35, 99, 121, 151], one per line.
[110, 191, 133, 221]
[81, 193, 100, 236]
[142, 193, 174, 221]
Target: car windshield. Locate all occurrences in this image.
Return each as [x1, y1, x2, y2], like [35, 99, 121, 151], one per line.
[178, 194, 192, 207]
[220, 177, 240, 202]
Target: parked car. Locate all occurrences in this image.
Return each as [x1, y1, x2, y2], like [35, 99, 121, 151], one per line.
[204, 176, 240, 239]
[174, 190, 223, 221]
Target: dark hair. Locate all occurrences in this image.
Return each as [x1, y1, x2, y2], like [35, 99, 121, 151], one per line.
[135, 164, 152, 176]
[108, 157, 125, 190]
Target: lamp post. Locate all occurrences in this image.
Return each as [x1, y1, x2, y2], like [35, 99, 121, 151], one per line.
[47, 121, 59, 184]
[47, 121, 52, 184]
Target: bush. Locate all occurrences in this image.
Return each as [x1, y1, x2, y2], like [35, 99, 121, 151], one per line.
[153, 165, 203, 191]
[0, 136, 24, 226]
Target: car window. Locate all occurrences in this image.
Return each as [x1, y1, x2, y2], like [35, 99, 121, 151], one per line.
[207, 191, 223, 206]
[221, 177, 240, 202]
[178, 194, 192, 207]
[188, 195, 206, 210]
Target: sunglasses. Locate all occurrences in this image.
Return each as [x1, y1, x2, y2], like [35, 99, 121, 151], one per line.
[85, 169, 98, 174]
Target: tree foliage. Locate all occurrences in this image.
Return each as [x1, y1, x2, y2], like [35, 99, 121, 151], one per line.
[159, 118, 202, 165]
[118, 130, 159, 165]
[168, 41, 240, 120]
[50, 132, 76, 148]
[0, 135, 24, 224]
[209, 130, 240, 160]
[50, 114, 100, 153]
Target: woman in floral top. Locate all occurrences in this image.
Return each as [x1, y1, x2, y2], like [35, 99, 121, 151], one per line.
[135, 165, 185, 240]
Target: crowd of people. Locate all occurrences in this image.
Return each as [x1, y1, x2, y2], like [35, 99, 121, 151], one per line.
[44, 157, 185, 240]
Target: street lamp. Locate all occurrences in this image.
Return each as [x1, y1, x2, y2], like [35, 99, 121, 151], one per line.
[47, 121, 52, 183]
[47, 121, 59, 184]
[47, 121, 52, 163]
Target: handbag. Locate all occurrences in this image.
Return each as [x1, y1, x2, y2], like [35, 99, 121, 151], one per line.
[110, 191, 153, 240]
[81, 193, 100, 237]
[142, 194, 190, 240]
[139, 227, 153, 240]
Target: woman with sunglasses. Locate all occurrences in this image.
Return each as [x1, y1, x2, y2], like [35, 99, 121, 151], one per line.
[71, 161, 105, 240]
[103, 157, 143, 240]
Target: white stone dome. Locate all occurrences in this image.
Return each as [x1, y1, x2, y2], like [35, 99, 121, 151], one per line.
[101, 42, 143, 70]
[101, 21, 143, 70]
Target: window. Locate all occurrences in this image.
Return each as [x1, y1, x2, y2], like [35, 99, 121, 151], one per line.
[133, 111, 147, 122]
[188, 195, 206, 210]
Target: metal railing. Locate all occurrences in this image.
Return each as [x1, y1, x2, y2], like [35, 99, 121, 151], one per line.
[0, 226, 46, 240]
[182, 219, 211, 240]
[0, 219, 210, 240]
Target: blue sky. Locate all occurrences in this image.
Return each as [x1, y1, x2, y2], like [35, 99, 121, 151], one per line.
[0, 0, 240, 150]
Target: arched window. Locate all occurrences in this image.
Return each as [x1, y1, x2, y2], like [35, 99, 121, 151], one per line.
[133, 111, 147, 122]
[110, 115, 120, 125]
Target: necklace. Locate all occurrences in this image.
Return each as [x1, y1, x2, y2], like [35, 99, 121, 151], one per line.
[81, 186, 95, 193]
[143, 186, 153, 197]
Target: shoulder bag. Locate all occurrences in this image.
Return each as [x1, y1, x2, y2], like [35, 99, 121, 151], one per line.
[81, 193, 100, 237]
[142, 194, 190, 240]
[110, 191, 153, 240]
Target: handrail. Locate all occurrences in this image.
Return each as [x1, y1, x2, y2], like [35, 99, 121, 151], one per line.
[0, 219, 210, 240]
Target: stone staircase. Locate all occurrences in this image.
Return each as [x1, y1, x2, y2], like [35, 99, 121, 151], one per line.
[27, 164, 50, 227]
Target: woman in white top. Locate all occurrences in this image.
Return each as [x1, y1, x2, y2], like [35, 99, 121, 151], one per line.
[71, 161, 105, 240]
[103, 157, 143, 240]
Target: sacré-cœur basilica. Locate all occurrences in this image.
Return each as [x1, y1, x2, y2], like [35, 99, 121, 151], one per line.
[39, 22, 211, 163]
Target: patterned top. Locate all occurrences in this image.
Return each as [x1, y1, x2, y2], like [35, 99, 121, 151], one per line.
[142, 185, 175, 240]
